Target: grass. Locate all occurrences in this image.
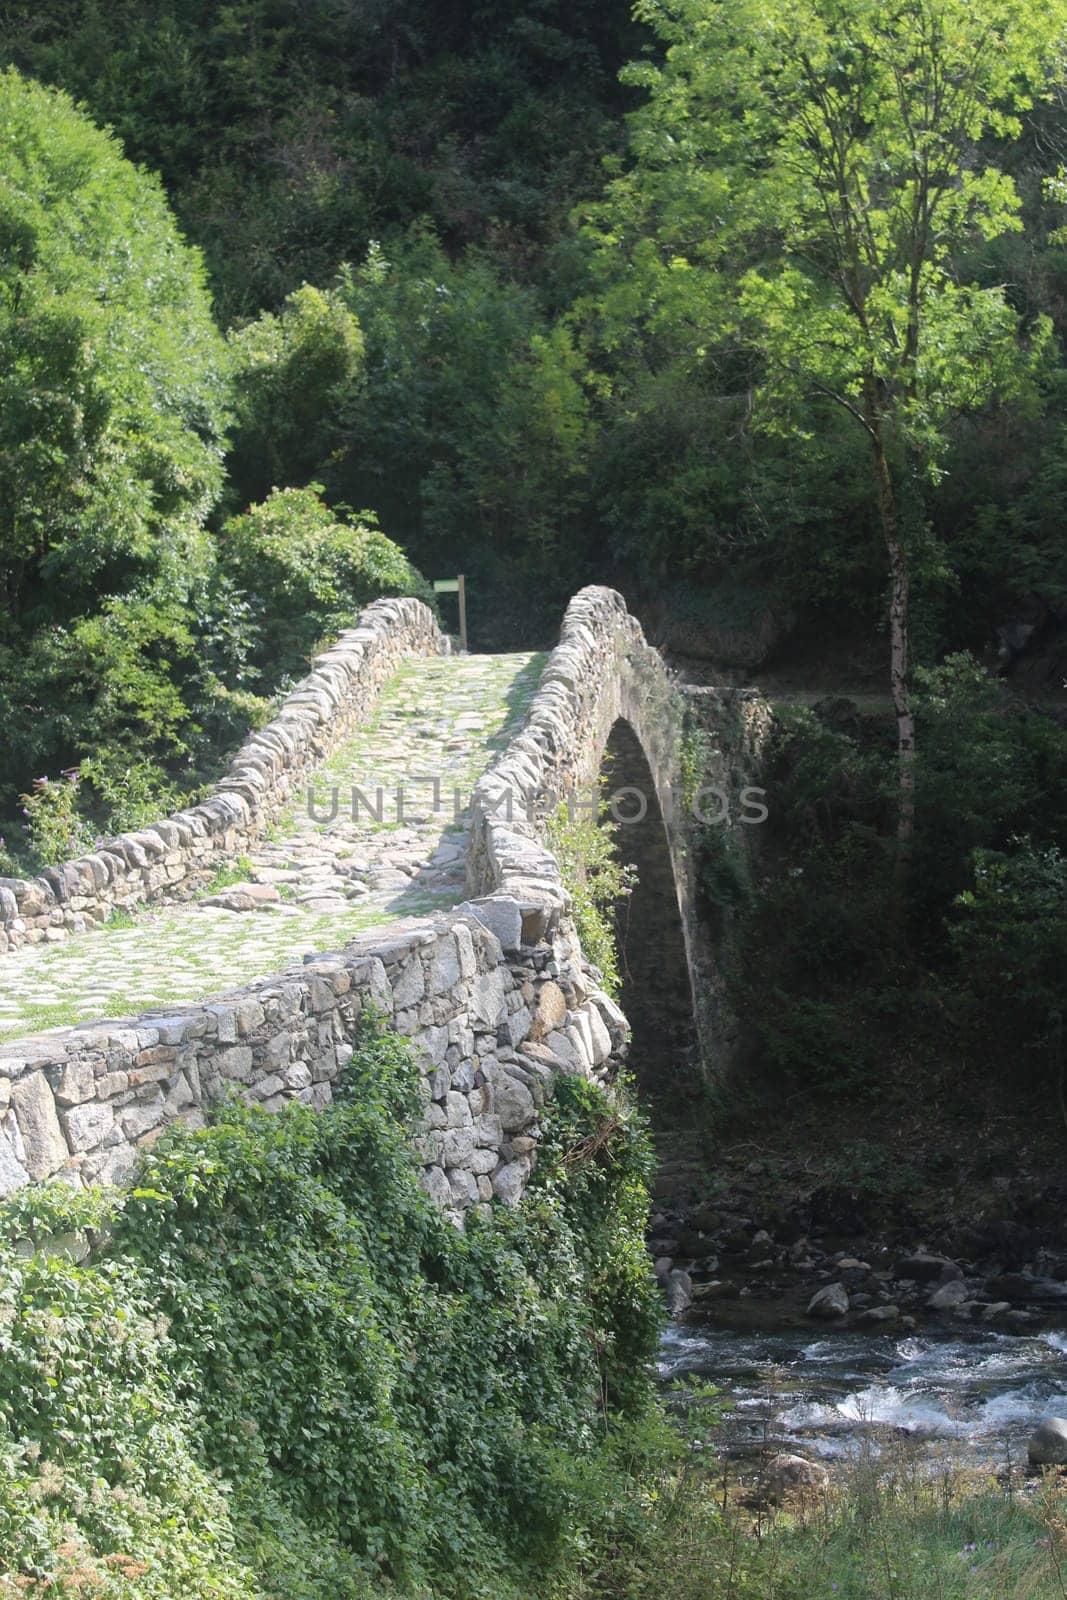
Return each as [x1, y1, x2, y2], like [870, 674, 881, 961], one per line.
[202, 853, 255, 893]
[571, 1435, 1067, 1599]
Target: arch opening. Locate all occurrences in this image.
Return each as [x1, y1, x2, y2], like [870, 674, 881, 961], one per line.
[601, 719, 696, 1092]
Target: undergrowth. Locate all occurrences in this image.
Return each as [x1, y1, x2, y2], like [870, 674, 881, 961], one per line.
[0, 1021, 661, 1598]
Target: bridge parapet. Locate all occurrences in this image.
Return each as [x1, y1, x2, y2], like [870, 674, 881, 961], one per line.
[0, 599, 446, 954]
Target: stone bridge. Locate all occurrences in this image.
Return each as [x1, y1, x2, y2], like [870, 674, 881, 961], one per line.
[0, 588, 769, 1219]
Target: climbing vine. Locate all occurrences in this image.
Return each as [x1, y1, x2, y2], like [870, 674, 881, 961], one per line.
[544, 792, 638, 997]
[0, 1021, 661, 1598]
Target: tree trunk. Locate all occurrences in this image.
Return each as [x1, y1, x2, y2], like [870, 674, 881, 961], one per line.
[868, 419, 915, 896]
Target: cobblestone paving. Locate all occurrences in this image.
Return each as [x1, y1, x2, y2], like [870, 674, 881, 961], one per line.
[0, 653, 544, 1040]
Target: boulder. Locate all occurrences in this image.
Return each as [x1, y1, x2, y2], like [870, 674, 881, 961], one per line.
[856, 1304, 900, 1327]
[765, 1454, 829, 1502]
[807, 1283, 849, 1319]
[927, 1280, 970, 1312]
[666, 1269, 693, 1317]
[894, 1253, 962, 1284]
[1028, 1418, 1067, 1466]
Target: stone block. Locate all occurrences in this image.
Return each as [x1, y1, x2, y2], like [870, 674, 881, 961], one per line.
[491, 1160, 529, 1208]
[216, 1046, 255, 1082]
[420, 1166, 452, 1208]
[441, 1128, 476, 1167]
[62, 1101, 116, 1154]
[11, 1074, 69, 1177]
[485, 1064, 537, 1134]
[457, 896, 522, 954]
[0, 1122, 28, 1195]
[53, 1059, 96, 1107]
[470, 969, 508, 1030]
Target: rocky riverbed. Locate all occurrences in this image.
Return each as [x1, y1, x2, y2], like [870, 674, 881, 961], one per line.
[649, 1166, 1067, 1490]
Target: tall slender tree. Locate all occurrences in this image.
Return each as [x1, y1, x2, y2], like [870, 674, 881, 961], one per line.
[590, 0, 1065, 881]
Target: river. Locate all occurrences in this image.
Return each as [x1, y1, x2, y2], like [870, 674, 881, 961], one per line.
[659, 1318, 1067, 1474]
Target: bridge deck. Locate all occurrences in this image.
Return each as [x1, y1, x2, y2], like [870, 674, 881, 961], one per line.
[0, 652, 543, 1041]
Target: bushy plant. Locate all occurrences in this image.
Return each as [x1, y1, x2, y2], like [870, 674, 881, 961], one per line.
[0, 1022, 661, 1597]
[228, 282, 365, 506]
[17, 771, 97, 867]
[220, 486, 432, 679]
[951, 841, 1067, 1066]
[0, 68, 229, 625]
[0, 1186, 259, 1600]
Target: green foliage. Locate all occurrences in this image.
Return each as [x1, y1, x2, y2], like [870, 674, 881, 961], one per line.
[308, 236, 598, 637]
[0, 0, 639, 321]
[204, 855, 255, 894]
[594, 0, 1061, 469]
[0, 68, 229, 623]
[0, 1022, 662, 1597]
[0, 587, 254, 834]
[731, 677, 1067, 1094]
[0, 72, 247, 835]
[228, 282, 365, 507]
[220, 486, 432, 680]
[952, 841, 1067, 1062]
[0, 1186, 258, 1600]
[544, 795, 637, 997]
[17, 771, 97, 869]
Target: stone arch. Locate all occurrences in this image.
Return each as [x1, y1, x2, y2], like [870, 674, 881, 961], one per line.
[600, 717, 696, 1088]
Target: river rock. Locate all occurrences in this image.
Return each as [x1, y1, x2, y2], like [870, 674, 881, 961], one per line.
[667, 1269, 693, 1316]
[807, 1282, 849, 1319]
[927, 1280, 970, 1311]
[1028, 1418, 1067, 1466]
[894, 1253, 962, 1284]
[765, 1454, 830, 1501]
[981, 1301, 1012, 1322]
[856, 1304, 900, 1326]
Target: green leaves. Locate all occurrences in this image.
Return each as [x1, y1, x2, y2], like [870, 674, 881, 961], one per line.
[591, 0, 1067, 506]
[220, 486, 431, 681]
[0, 1019, 660, 1595]
[0, 68, 229, 621]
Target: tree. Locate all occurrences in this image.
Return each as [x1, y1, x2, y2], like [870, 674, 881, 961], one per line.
[590, 0, 1064, 879]
[0, 67, 230, 625]
[228, 281, 364, 507]
[220, 486, 432, 679]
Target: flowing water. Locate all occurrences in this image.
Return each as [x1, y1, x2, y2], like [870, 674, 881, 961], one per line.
[659, 1320, 1067, 1472]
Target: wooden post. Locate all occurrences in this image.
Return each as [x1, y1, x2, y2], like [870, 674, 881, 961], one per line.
[432, 576, 468, 650]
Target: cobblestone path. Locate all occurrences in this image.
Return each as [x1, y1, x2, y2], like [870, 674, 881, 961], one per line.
[0, 652, 544, 1040]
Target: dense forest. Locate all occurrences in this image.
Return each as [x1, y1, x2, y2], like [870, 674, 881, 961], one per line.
[1, 0, 1067, 1595]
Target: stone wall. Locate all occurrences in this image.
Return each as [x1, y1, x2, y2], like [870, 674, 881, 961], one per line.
[0, 897, 626, 1224]
[0, 598, 445, 954]
[0, 590, 634, 1219]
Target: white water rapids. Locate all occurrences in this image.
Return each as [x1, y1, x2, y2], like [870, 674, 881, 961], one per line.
[659, 1323, 1067, 1467]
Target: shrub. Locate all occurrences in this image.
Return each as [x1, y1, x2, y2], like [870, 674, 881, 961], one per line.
[0, 1022, 661, 1597]
[951, 841, 1067, 1065]
[544, 794, 637, 996]
[228, 282, 365, 507]
[220, 486, 432, 679]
